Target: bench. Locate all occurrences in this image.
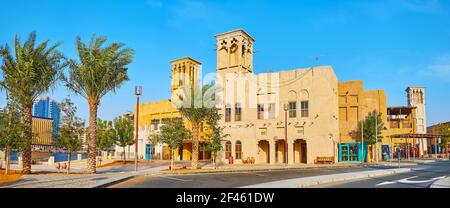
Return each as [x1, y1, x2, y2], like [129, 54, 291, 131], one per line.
[243, 157, 255, 164]
[314, 156, 335, 164]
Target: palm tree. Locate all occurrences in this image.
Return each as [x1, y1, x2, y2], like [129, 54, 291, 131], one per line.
[175, 83, 216, 169]
[0, 32, 67, 174]
[64, 35, 134, 173]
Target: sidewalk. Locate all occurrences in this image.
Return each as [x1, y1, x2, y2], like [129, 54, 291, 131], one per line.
[241, 168, 411, 188]
[430, 177, 450, 188]
[0, 164, 167, 188]
[0, 160, 424, 188]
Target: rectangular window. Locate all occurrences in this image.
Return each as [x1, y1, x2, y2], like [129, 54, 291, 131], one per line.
[301, 101, 309, 118]
[162, 118, 170, 124]
[268, 103, 276, 119]
[289, 102, 297, 118]
[235, 104, 242, 121]
[390, 120, 400, 129]
[225, 106, 231, 122]
[151, 119, 160, 131]
[257, 104, 264, 120]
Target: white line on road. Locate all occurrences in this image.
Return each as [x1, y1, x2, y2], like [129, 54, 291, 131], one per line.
[376, 176, 447, 186]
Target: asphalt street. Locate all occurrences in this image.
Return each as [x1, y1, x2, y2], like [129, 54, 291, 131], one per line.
[110, 165, 385, 188]
[313, 160, 450, 188]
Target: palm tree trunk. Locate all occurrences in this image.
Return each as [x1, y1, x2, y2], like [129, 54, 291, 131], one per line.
[21, 104, 33, 174]
[191, 124, 199, 169]
[87, 102, 98, 174]
[67, 151, 71, 174]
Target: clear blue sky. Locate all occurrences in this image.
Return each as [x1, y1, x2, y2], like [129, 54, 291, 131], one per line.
[0, 0, 449, 126]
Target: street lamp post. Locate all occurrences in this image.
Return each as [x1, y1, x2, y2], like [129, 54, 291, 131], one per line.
[375, 110, 378, 163]
[135, 86, 142, 172]
[360, 105, 368, 164]
[361, 121, 364, 163]
[284, 104, 289, 166]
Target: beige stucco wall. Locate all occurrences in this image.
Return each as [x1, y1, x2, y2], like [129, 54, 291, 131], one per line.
[338, 81, 388, 143]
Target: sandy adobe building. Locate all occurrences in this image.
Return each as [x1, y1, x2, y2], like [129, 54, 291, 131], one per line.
[214, 29, 339, 164]
[122, 29, 429, 165]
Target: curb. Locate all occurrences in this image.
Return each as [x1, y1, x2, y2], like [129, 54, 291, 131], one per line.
[241, 168, 411, 188]
[298, 168, 411, 188]
[95, 176, 136, 188]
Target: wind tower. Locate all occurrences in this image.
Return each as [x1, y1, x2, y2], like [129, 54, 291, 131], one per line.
[215, 29, 255, 74]
[171, 57, 202, 97]
[406, 86, 427, 155]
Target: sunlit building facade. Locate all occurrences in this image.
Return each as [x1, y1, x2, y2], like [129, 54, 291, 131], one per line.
[125, 29, 429, 165]
[32, 116, 53, 149]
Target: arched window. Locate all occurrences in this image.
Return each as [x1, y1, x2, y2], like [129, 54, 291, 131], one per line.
[225, 141, 232, 158]
[235, 141, 242, 160]
[225, 104, 232, 122]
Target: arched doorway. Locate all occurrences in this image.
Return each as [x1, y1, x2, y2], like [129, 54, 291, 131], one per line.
[258, 140, 270, 164]
[294, 139, 307, 164]
[235, 140, 242, 160]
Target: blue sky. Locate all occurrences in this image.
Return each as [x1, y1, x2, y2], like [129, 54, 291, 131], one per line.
[0, 0, 449, 125]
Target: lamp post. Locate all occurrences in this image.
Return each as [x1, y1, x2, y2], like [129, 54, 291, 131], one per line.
[361, 121, 364, 163]
[375, 109, 378, 163]
[360, 105, 367, 164]
[284, 104, 289, 166]
[135, 86, 142, 172]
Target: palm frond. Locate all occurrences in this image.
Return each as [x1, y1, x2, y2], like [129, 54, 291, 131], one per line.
[66, 34, 134, 105]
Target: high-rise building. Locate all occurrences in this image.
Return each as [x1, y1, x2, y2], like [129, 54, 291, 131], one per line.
[33, 96, 61, 136]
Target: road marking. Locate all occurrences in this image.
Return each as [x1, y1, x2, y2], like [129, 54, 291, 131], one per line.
[398, 176, 446, 184]
[376, 176, 446, 186]
[156, 175, 193, 182]
[376, 181, 398, 186]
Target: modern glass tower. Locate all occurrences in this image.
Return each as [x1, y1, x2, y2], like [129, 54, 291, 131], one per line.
[33, 96, 60, 137]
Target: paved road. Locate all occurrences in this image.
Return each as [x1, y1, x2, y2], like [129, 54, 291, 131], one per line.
[110, 166, 388, 188]
[313, 160, 450, 188]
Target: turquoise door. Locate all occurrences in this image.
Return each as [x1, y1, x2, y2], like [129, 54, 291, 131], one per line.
[145, 145, 152, 160]
[339, 143, 367, 162]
